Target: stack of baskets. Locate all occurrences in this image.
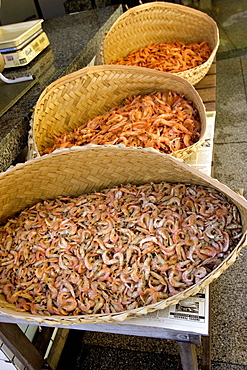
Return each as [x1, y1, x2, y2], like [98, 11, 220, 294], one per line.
[28, 2, 219, 160]
[2, 3, 245, 327]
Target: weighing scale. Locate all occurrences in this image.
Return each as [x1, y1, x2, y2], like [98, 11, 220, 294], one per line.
[0, 19, 50, 117]
[0, 19, 50, 68]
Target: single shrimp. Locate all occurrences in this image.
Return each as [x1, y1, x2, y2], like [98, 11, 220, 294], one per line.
[168, 268, 187, 288]
[194, 266, 207, 283]
[56, 291, 77, 312]
[2, 283, 17, 303]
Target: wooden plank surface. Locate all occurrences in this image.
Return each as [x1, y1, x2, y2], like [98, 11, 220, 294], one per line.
[197, 87, 216, 106]
[195, 74, 216, 89]
[195, 61, 216, 112]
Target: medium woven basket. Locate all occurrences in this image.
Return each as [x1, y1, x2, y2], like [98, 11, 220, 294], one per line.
[28, 64, 206, 160]
[97, 2, 219, 85]
[0, 146, 247, 326]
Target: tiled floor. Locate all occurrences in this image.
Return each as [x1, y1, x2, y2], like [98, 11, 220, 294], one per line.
[57, 1, 247, 369]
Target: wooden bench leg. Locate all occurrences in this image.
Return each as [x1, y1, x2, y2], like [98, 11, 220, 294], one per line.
[178, 341, 199, 370]
[201, 334, 211, 370]
[202, 284, 211, 370]
[0, 323, 52, 370]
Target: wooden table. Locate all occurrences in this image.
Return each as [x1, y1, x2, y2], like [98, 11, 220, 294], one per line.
[195, 61, 216, 112]
[0, 62, 216, 370]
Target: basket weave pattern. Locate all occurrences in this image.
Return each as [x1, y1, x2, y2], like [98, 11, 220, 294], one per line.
[0, 146, 247, 326]
[98, 2, 219, 85]
[28, 65, 206, 160]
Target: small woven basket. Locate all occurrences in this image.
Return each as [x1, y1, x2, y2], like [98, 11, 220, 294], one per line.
[28, 64, 206, 160]
[97, 2, 219, 85]
[0, 146, 247, 326]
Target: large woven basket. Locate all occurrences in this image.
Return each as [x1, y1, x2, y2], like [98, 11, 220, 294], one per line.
[28, 64, 206, 160]
[97, 2, 219, 86]
[0, 145, 247, 326]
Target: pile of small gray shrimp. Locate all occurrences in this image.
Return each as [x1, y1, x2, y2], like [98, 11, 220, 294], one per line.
[0, 182, 243, 316]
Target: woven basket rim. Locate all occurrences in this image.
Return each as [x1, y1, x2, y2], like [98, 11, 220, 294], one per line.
[34, 64, 206, 104]
[7, 145, 247, 208]
[113, 2, 219, 24]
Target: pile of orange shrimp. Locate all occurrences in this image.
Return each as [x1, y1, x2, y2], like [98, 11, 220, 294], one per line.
[41, 91, 201, 156]
[109, 40, 212, 73]
[0, 182, 242, 316]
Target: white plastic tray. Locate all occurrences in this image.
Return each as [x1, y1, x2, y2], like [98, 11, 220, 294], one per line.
[0, 19, 43, 49]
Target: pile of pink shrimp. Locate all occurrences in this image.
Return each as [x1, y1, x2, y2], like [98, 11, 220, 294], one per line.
[0, 182, 242, 316]
[41, 91, 201, 156]
[110, 41, 212, 73]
